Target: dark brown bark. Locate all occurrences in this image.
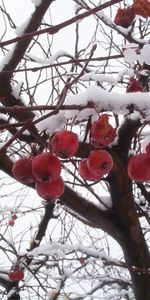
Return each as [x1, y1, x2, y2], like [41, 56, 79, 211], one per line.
[107, 119, 150, 300]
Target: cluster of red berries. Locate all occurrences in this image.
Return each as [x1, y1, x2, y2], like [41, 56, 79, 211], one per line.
[128, 143, 150, 182]
[12, 131, 79, 202]
[9, 269, 24, 281]
[114, 1, 150, 28]
[13, 109, 150, 196]
[8, 213, 17, 227]
[12, 116, 116, 201]
[78, 115, 116, 181]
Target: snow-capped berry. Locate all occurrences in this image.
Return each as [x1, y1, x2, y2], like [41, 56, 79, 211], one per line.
[91, 114, 116, 147]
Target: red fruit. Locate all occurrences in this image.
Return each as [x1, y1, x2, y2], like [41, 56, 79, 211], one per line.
[8, 219, 15, 226]
[91, 115, 116, 147]
[128, 153, 150, 182]
[12, 213, 17, 221]
[126, 78, 143, 93]
[32, 152, 61, 182]
[79, 257, 86, 265]
[87, 150, 113, 176]
[36, 176, 64, 201]
[133, 0, 150, 18]
[9, 270, 24, 281]
[50, 130, 79, 158]
[12, 157, 35, 184]
[78, 159, 102, 181]
[114, 6, 135, 28]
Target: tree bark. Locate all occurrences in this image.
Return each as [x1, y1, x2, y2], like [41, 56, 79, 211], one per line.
[108, 127, 150, 300]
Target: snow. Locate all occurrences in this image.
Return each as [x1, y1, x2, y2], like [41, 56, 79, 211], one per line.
[123, 47, 142, 66]
[142, 136, 150, 152]
[15, 17, 32, 36]
[141, 44, 150, 65]
[7, 288, 17, 298]
[11, 82, 23, 99]
[0, 49, 14, 72]
[127, 111, 141, 121]
[65, 85, 150, 113]
[35, 110, 67, 134]
[28, 50, 72, 66]
[123, 43, 150, 66]
[96, 10, 131, 35]
[31, 0, 42, 7]
[80, 72, 117, 85]
[27, 241, 114, 264]
[35, 85, 150, 134]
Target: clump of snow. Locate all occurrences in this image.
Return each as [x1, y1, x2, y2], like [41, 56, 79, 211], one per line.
[35, 111, 67, 135]
[140, 44, 150, 65]
[116, 68, 127, 82]
[99, 195, 112, 209]
[80, 72, 117, 85]
[0, 113, 8, 122]
[0, 49, 14, 72]
[7, 288, 17, 298]
[123, 47, 142, 66]
[31, 0, 42, 7]
[11, 82, 23, 99]
[123, 43, 150, 68]
[15, 17, 31, 36]
[127, 111, 141, 120]
[28, 50, 72, 66]
[36, 85, 150, 134]
[141, 136, 150, 153]
[27, 241, 113, 264]
[65, 85, 150, 113]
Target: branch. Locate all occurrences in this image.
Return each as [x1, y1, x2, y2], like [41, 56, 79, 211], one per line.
[60, 185, 126, 246]
[0, 54, 123, 75]
[0, 0, 123, 49]
[29, 202, 55, 252]
[1, 0, 55, 75]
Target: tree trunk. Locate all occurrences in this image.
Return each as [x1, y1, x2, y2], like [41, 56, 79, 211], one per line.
[109, 146, 150, 300]
[123, 247, 150, 300]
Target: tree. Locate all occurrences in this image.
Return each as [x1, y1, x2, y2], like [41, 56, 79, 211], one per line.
[0, 0, 150, 299]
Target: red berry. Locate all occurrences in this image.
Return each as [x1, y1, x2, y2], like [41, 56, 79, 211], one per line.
[78, 159, 102, 181]
[8, 219, 15, 226]
[128, 153, 150, 182]
[133, 0, 150, 18]
[91, 115, 116, 148]
[32, 152, 61, 182]
[9, 270, 24, 281]
[12, 214, 17, 221]
[36, 176, 64, 201]
[79, 257, 86, 265]
[126, 78, 143, 93]
[87, 150, 113, 176]
[114, 6, 135, 28]
[50, 130, 79, 158]
[12, 157, 35, 184]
